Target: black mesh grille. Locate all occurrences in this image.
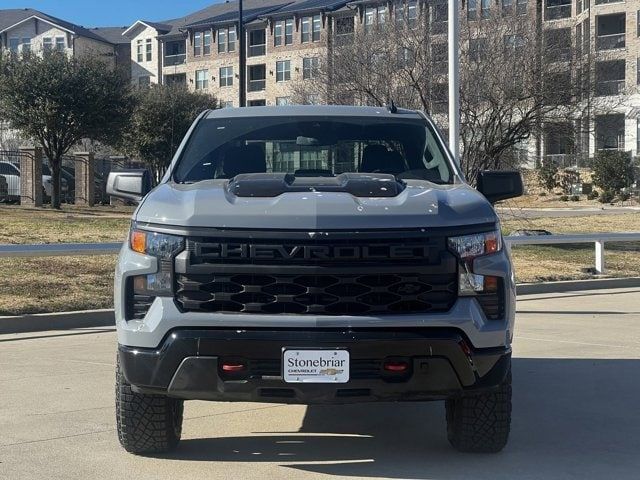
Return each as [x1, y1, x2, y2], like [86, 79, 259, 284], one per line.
[175, 231, 458, 315]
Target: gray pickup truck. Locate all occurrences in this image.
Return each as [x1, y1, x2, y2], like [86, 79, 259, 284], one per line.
[108, 105, 522, 455]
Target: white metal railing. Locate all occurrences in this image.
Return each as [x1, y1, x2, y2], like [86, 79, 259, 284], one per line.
[1, 233, 640, 275]
[505, 233, 640, 275]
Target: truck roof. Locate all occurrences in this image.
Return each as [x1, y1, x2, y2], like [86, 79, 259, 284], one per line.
[204, 105, 425, 120]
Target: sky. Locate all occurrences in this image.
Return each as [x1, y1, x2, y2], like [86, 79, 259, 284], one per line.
[1, 0, 223, 27]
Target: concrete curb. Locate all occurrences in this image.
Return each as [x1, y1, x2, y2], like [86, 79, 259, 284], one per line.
[2, 278, 639, 334]
[0, 309, 114, 335]
[516, 277, 640, 295]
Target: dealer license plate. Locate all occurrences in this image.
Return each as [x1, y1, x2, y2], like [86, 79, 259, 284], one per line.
[283, 349, 350, 383]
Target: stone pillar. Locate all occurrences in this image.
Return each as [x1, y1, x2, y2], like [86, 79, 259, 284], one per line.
[74, 152, 95, 206]
[19, 146, 43, 207]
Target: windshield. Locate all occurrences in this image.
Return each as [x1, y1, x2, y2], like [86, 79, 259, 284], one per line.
[173, 116, 454, 184]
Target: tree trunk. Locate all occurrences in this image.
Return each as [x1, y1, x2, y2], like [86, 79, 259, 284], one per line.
[51, 155, 62, 209]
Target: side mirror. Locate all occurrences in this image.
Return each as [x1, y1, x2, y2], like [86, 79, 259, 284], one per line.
[106, 169, 152, 203]
[476, 170, 524, 204]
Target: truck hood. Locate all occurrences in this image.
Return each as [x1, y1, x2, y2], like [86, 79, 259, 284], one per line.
[134, 180, 498, 230]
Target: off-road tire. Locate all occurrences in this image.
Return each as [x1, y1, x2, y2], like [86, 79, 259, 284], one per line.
[445, 365, 511, 453]
[115, 354, 183, 454]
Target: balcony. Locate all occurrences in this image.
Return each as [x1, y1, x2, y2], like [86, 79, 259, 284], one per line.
[545, 4, 571, 21]
[595, 0, 624, 4]
[596, 79, 625, 96]
[164, 54, 186, 67]
[334, 33, 353, 47]
[248, 79, 266, 92]
[248, 44, 266, 57]
[596, 33, 625, 50]
[431, 21, 447, 35]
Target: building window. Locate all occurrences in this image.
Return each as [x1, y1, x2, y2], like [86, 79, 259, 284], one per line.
[138, 76, 151, 88]
[302, 14, 321, 42]
[516, 0, 527, 15]
[276, 60, 291, 82]
[21, 37, 31, 53]
[407, 1, 418, 27]
[596, 114, 625, 150]
[136, 39, 143, 61]
[195, 69, 208, 90]
[145, 38, 152, 61]
[194, 32, 202, 56]
[303, 57, 319, 79]
[248, 29, 266, 56]
[468, 0, 477, 20]
[637, 58, 640, 85]
[8, 38, 19, 53]
[55, 37, 66, 51]
[481, 0, 491, 18]
[305, 94, 321, 105]
[502, 0, 514, 14]
[43, 37, 53, 51]
[203, 31, 212, 55]
[276, 96, 292, 105]
[228, 27, 237, 52]
[219, 66, 233, 87]
[285, 19, 293, 44]
[274, 20, 283, 46]
[217, 29, 226, 53]
[365, 7, 375, 31]
[248, 64, 266, 91]
[220, 101, 233, 108]
[275, 18, 294, 46]
[248, 99, 266, 106]
[545, 0, 571, 21]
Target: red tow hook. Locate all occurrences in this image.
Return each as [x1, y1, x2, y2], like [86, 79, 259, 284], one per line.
[383, 360, 409, 373]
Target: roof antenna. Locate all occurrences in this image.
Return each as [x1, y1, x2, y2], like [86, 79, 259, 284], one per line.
[387, 100, 398, 114]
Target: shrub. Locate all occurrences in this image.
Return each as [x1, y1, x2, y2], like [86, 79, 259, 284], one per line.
[587, 191, 599, 200]
[570, 195, 580, 201]
[558, 169, 581, 195]
[537, 162, 558, 192]
[539, 191, 547, 197]
[619, 191, 631, 202]
[599, 190, 615, 203]
[592, 151, 635, 197]
[559, 195, 569, 201]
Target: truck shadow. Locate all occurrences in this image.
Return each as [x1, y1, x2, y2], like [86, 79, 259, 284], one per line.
[173, 357, 640, 479]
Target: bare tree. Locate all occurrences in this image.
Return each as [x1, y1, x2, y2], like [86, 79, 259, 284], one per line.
[293, 7, 623, 183]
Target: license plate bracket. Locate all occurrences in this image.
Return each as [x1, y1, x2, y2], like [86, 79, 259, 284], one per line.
[282, 348, 350, 383]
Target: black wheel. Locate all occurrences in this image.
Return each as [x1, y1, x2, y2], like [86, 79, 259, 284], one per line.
[115, 354, 183, 454]
[445, 364, 511, 453]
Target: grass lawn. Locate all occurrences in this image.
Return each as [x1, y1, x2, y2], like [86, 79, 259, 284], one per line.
[0, 206, 639, 315]
[0, 205, 131, 316]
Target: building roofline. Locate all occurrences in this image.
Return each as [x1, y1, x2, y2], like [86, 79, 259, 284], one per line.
[0, 14, 76, 36]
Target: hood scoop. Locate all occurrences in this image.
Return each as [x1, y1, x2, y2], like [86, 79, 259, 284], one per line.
[227, 173, 406, 198]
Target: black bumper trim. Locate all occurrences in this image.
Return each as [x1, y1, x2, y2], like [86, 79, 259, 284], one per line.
[119, 328, 510, 404]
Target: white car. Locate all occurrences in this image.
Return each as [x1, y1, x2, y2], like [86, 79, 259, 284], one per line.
[0, 161, 66, 202]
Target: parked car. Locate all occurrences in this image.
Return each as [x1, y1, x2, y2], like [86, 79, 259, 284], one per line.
[0, 161, 67, 202]
[109, 105, 523, 455]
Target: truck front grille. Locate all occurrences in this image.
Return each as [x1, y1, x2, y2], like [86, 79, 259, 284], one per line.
[176, 272, 457, 315]
[175, 230, 459, 316]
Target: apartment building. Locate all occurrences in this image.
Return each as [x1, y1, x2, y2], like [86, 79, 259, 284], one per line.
[541, 0, 640, 162]
[0, 8, 129, 74]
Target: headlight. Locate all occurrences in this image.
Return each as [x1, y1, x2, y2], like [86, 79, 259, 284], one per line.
[130, 229, 184, 259]
[129, 229, 184, 296]
[448, 230, 501, 296]
[447, 231, 501, 260]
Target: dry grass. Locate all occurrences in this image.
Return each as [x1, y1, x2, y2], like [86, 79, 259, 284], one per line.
[502, 213, 640, 283]
[501, 194, 639, 209]
[1, 206, 639, 315]
[0, 256, 117, 316]
[0, 205, 132, 244]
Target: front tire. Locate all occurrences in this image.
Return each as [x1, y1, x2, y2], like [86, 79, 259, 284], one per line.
[115, 354, 183, 454]
[445, 365, 512, 453]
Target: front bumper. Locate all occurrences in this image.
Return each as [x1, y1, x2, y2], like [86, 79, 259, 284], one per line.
[119, 328, 511, 404]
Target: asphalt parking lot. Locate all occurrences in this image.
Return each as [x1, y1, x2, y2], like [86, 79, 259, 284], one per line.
[1, 287, 639, 480]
